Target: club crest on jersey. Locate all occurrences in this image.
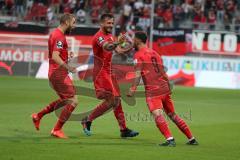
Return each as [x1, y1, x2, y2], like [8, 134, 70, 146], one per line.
[98, 37, 104, 44]
[56, 41, 63, 49]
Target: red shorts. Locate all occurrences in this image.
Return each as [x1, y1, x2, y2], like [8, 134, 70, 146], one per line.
[146, 94, 175, 114]
[49, 73, 75, 99]
[94, 73, 120, 99]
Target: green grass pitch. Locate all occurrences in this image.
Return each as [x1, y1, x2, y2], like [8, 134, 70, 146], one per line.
[0, 76, 240, 160]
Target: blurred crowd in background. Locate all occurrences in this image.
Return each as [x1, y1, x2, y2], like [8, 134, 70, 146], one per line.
[1, 0, 240, 31]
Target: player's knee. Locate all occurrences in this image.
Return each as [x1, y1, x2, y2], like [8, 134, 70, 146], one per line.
[167, 112, 176, 120]
[114, 98, 120, 107]
[73, 98, 79, 107]
[152, 109, 164, 117]
[106, 97, 119, 108]
[110, 100, 118, 108]
[104, 99, 113, 108]
[68, 96, 78, 107]
[111, 97, 120, 108]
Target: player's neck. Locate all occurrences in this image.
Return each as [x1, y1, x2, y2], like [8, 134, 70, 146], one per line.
[100, 28, 109, 35]
[58, 26, 66, 34]
[138, 44, 146, 50]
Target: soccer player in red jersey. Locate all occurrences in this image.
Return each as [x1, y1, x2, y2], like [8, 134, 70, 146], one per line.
[31, 14, 78, 139]
[127, 31, 198, 146]
[81, 13, 139, 138]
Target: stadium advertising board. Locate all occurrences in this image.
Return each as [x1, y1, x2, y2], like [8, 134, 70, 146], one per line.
[0, 48, 48, 62]
[0, 33, 86, 76]
[152, 29, 191, 56]
[192, 30, 240, 55]
[1, 31, 240, 89]
[163, 56, 240, 89]
[35, 56, 240, 89]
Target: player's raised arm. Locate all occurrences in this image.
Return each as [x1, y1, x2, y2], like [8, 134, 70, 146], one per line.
[96, 33, 124, 52]
[52, 51, 76, 73]
[102, 41, 120, 51]
[102, 33, 129, 52]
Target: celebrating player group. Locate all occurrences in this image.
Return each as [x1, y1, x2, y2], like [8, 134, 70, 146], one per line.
[31, 13, 198, 146]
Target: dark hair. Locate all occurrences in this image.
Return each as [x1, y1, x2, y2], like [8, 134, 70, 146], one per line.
[100, 13, 114, 22]
[135, 31, 148, 43]
[60, 13, 75, 24]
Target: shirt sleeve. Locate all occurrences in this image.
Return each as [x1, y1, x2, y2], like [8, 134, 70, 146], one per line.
[96, 35, 113, 48]
[52, 35, 65, 53]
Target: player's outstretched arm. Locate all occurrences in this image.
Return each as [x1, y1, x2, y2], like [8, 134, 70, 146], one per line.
[127, 70, 141, 97]
[103, 41, 120, 51]
[52, 51, 76, 73]
[102, 33, 127, 52]
[115, 33, 133, 54]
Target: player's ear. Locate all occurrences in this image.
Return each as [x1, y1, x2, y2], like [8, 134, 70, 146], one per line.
[135, 38, 140, 45]
[66, 19, 72, 26]
[66, 20, 70, 26]
[73, 18, 76, 24]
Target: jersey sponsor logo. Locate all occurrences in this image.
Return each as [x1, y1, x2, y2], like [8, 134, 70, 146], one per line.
[98, 37, 105, 44]
[56, 41, 63, 49]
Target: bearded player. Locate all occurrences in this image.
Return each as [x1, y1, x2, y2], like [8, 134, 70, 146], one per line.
[81, 13, 139, 138]
[127, 31, 198, 146]
[31, 14, 78, 139]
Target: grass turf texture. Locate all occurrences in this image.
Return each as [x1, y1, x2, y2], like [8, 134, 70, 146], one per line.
[0, 76, 240, 160]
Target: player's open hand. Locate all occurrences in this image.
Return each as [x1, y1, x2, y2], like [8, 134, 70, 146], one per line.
[115, 41, 133, 54]
[117, 33, 126, 44]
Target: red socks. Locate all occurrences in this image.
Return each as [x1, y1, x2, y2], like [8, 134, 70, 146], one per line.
[87, 101, 127, 130]
[38, 99, 77, 131]
[155, 115, 173, 139]
[53, 104, 75, 131]
[113, 103, 127, 130]
[172, 114, 193, 139]
[88, 101, 112, 122]
[155, 113, 193, 140]
[37, 99, 62, 119]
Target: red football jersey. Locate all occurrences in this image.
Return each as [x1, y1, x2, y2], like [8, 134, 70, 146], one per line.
[134, 47, 171, 97]
[48, 28, 68, 75]
[92, 29, 114, 77]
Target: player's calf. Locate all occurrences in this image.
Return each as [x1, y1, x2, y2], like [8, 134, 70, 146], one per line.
[167, 112, 198, 144]
[151, 109, 177, 146]
[152, 109, 174, 142]
[81, 97, 124, 136]
[52, 96, 78, 137]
